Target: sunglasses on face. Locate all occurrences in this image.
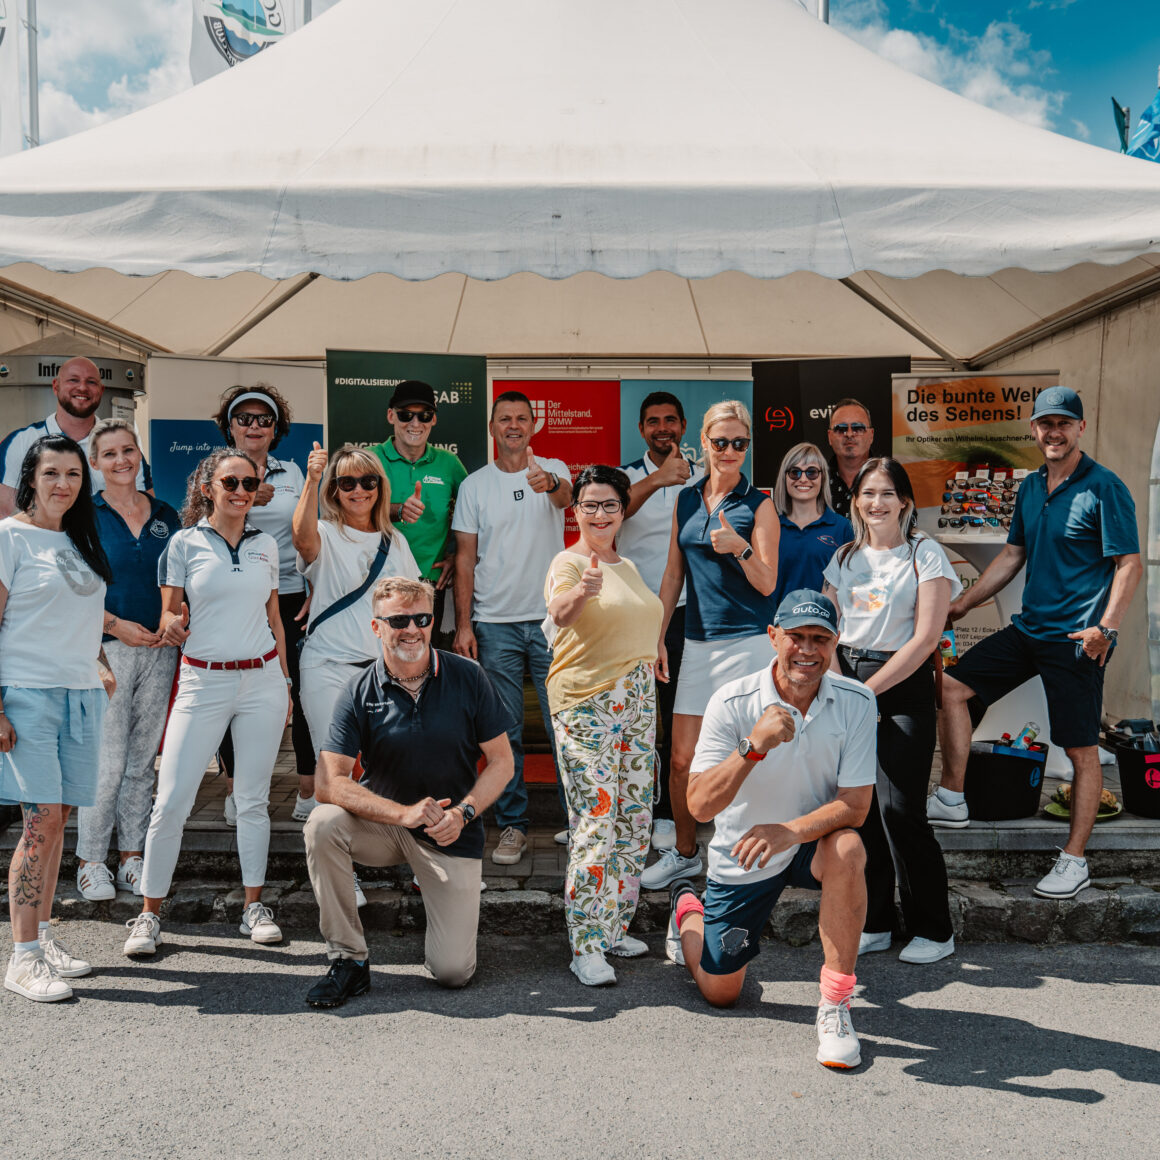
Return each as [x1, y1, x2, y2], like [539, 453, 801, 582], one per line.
[708, 437, 751, 452]
[786, 466, 821, 481]
[395, 408, 435, 424]
[575, 499, 624, 515]
[217, 475, 260, 493]
[830, 423, 868, 435]
[335, 474, 381, 492]
[231, 412, 275, 429]
[374, 613, 434, 629]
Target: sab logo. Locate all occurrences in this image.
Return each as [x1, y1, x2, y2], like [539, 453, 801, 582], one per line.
[764, 406, 795, 432]
[199, 0, 288, 69]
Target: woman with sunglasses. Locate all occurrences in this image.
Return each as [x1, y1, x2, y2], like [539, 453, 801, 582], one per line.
[544, 465, 662, 985]
[124, 449, 292, 957]
[822, 457, 958, 965]
[772, 443, 853, 609]
[645, 400, 779, 893]
[212, 384, 315, 823]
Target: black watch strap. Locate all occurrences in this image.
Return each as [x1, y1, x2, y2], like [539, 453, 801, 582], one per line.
[455, 801, 477, 824]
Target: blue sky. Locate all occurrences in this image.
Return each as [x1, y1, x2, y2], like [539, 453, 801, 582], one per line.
[14, 0, 1160, 153]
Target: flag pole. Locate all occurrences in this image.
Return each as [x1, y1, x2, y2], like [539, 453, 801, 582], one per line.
[819, 1, 829, 22]
[303, 1, 312, 21]
[25, 0, 38, 147]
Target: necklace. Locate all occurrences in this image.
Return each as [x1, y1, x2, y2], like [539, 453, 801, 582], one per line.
[387, 663, 431, 686]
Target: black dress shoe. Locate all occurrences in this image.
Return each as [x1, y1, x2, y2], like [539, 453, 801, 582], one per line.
[305, 956, 371, 1008]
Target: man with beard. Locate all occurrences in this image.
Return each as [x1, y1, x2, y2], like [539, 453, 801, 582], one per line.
[0, 357, 152, 516]
[303, 577, 514, 1007]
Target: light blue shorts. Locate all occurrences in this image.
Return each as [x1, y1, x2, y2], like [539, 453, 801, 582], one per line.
[0, 686, 107, 807]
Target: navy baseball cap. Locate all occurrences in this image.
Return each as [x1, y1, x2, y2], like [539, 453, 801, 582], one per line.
[1030, 386, 1083, 422]
[774, 589, 839, 635]
[389, 380, 437, 411]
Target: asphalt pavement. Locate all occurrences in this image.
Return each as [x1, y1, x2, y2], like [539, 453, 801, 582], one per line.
[3, 923, 1158, 1159]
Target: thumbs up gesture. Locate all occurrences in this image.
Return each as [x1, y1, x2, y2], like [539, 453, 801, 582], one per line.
[581, 552, 604, 597]
[306, 440, 327, 483]
[710, 510, 747, 557]
[400, 481, 425, 524]
[655, 438, 691, 487]
[161, 600, 192, 648]
[526, 447, 551, 493]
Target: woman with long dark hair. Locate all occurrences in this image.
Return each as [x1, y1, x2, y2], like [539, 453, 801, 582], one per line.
[0, 435, 113, 1001]
[823, 457, 958, 964]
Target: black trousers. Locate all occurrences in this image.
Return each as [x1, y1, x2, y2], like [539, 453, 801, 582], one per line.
[653, 605, 686, 821]
[838, 650, 952, 942]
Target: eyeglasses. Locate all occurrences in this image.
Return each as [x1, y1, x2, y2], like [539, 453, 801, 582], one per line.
[575, 499, 624, 515]
[374, 612, 434, 629]
[216, 475, 260, 493]
[830, 423, 868, 435]
[335, 474, 381, 492]
[707, 437, 751, 452]
[395, 408, 435, 424]
[786, 466, 821, 481]
[231, 412, 275, 429]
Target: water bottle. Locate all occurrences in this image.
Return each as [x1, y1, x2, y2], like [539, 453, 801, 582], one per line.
[1013, 721, 1040, 749]
[1143, 732, 1160, 754]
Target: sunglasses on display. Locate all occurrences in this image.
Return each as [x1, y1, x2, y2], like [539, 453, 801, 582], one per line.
[395, 408, 435, 424]
[985, 517, 1002, 527]
[708, 437, 751, 452]
[374, 613, 434, 629]
[938, 517, 964, 528]
[231, 412, 276, 429]
[217, 475, 260, 493]
[830, 423, 868, 435]
[941, 503, 964, 515]
[943, 491, 966, 503]
[575, 499, 624, 514]
[336, 475, 381, 492]
[786, 466, 822, 481]
[966, 516, 987, 527]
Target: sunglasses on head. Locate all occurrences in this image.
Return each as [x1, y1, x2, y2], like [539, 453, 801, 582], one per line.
[374, 612, 434, 629]
[830, 423, 868, 435]
[786, 466, 821, 481]
[395, 408, 435, 424]
[217, 475, 260, 493]
[335, 474, 381, 492]
[231, 412, 275, 429]
[708, 437, 751, 452]
[575, 499, 623, 515]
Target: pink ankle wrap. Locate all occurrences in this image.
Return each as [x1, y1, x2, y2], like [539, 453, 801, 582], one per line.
[674, 891, 704, 930]
[819, 965, 856, 1006]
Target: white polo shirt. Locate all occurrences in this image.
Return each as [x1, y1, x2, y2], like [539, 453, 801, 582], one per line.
[157, 519, 279, 663]
[0, 413, 152, 494]
[618, 453, 704, 603]
[692, 659, 877, 884]
[246, 454, 306, 594]
[451, 457, 570, 623]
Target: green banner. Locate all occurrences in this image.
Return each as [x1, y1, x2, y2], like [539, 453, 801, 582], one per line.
[325, 349, 489, 472]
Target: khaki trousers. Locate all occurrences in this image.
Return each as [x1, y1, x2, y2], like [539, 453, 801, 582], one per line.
[304, 804, 481, 987]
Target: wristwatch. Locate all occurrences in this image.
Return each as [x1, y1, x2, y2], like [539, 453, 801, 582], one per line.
[546, 473, 561, 493]
[454, 801, 477, 825]
[738, 736, 765, 762]
[1097, 624, 1118, 644]
[735, 545, 754, 562]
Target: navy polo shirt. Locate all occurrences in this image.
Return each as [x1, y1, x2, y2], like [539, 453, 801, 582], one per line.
[94, 494, 181, 642]
[323, 650, 514, 859]
[774, 507, 853, 609]
[1007, 453, 1138, 641]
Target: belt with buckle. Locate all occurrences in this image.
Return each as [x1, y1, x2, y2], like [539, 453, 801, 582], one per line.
[839, 645, 894, 663]
[183, 647, 279, 671]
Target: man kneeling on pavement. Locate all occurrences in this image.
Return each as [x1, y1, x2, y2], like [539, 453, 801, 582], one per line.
[303, 576, 514, 1007]
[666, 590, 877, 1069]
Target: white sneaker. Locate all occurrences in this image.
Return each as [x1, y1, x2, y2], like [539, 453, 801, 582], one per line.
[666, 881, 699, 967]
[926, 789, 969, 829]
[353, 872, 367, 909]
[899, 935, 955, 964]
[5, 950, 73, 1002]
[39, 934, 92, 978]
[240, 902, 283, 944]
[77, 861, 115, 901]
[570, 951, 616, 986]
[553, 830, 569, 846]
[491, 826, 528, 865]
[640, 844, 702, 890]
[858, 930, 892, 956]
[223, 793, 237, 827]
[123, 912, 162, 956]
[116, 857, 145, 895]
[291, 795, 317, 822]
[1034, 851, 1091, 900]
[651, 819, 677, 851]
[816, 999, 862, 1069]
[608, 934, 649, 958]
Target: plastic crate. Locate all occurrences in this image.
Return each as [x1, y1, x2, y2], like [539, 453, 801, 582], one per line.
[964, 741, 1046, 821]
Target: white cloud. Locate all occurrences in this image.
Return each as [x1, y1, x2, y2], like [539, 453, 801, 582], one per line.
[1071, 119, 1091, 141]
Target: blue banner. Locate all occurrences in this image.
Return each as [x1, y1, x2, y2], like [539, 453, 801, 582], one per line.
[1128, 90, 1160, 163]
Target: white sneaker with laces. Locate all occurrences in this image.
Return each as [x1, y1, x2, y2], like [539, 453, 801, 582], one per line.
[816, 999, 862, 1069]
[240, 902, 283, 944]
[39, 934, 91, 978]
[292, 795, 317, 822]
[926, 789, 969, 829]
[553, 830, 569, 846]
[116, 856, 145, 895]
[1034, 851, 1090, 900]
[858, 930, 892, 956]
[640, 844, 702, 890]
[223, 793, 237, 827]
[570, 951, 616, 986]
[651, 819, 677, 851]
[123, 912, 162, 956]
[608, 934, 648, 958]
[5, 950, 73, 1002]
[353, 872, 367, 909]
[77, 861, 116, 901]
[899, 935, 955, 964]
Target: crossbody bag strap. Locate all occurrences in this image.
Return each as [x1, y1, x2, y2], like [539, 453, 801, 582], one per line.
[302, 535, 391, 641]
[913, 542, 946, 709]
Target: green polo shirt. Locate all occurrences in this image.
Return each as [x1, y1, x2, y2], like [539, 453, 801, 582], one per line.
[368, 438, 467, 580]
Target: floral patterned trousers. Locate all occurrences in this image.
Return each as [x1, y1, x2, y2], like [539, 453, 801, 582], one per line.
[552, 662, 656, 957]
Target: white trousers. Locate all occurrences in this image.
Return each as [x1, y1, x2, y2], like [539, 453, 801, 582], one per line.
[300, 660, 368, 760]
[140, 662, 288, 897]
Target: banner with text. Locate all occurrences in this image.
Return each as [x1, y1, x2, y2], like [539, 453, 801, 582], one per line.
[190, 0, 303, 84]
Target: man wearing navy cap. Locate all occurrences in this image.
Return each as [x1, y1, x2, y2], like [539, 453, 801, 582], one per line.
[666, 589, 877, 1069]
[928, 386, 1142, 900]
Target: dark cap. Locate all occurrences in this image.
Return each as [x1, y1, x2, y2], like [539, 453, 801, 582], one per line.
[388, 380, 437, 411]
[1030, 386, 1083, 422]
[774, 589, 839, 635]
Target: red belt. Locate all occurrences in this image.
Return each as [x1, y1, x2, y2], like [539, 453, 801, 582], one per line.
[183, 647, 279, 671]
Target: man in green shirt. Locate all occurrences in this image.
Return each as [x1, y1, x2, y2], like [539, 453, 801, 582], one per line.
[367, 382, 467, 631]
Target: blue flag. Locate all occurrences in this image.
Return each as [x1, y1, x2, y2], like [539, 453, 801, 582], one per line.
[1127, 89, 1160, 162]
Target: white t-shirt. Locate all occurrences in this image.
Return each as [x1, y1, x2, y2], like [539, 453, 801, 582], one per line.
[692, 660, 878, 883]
[246, 454, 306, 593]
[618, 453, 704, 603]
[451, 457, 570, 623]
[158, 519, 279, 662]
[823, 536, 963, 653]
[297, 521, 420, 668]
[0, 413, 151, 494]
[0, 518, 106, 689]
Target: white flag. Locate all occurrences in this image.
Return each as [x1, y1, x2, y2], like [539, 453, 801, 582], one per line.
[190, 1, 304, 85]
[0, 0, 24, 156]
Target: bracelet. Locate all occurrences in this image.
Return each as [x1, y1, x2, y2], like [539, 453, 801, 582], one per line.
[104, 615, 118, 632]
[285, 677, 293, 685]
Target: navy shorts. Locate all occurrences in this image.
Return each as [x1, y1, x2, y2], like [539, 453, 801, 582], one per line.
[699, 841, 820, 976]
[949, 624, 1108, 750]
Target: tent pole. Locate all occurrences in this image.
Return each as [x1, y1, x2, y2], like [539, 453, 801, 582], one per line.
[838, 275, 967, 370]
[25, 0, 39, 147]
[303, 1, 312, 22]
